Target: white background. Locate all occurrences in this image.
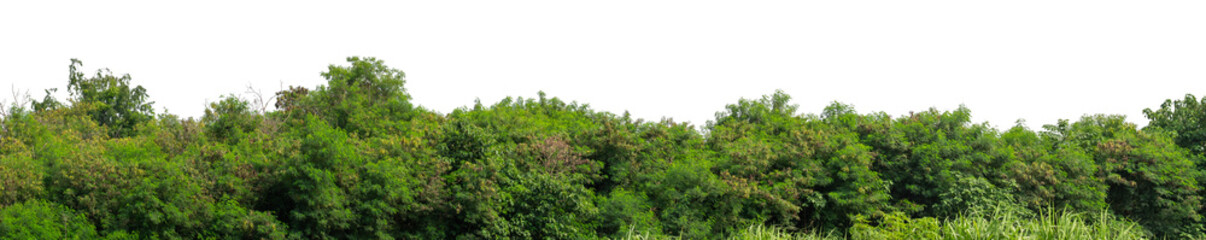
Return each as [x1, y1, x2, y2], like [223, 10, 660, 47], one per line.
[3, 1, 1204, 130]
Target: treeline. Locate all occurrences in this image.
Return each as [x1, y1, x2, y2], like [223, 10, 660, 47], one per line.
[1, 57, 1205, 239]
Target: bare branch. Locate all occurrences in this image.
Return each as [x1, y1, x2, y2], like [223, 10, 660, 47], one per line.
[2, 84, 31, 120]
[11, 85, 30, 108]
[243, 83, 276, 114]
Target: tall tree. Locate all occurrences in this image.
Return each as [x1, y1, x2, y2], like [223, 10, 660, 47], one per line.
[707, 92, 891, 231]
[65, 59, 155, 138]
[293, 57, 417, 138]
[1144, 94, 1206, 155]
[1045, 115, 1203, 237]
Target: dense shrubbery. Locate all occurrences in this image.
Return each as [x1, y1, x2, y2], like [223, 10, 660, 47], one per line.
[2, 57, 1206, 239]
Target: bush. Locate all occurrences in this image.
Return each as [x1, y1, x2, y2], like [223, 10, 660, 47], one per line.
[0, 154, 42, 207]
[0, 200, 99, 239]
[598, 189, 662, 238]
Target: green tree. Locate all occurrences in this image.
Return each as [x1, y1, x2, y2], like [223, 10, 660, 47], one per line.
[261, 116, 438, 239]
[439, 92, 609, 239]
[0, 153, 43, 207]
[848, 105, 1018, 217]
[707, 93, 891, 231]
[0, 200, 100, 239]
[597, 188, 661, 237]
[43, 136, 219, 238]
[285, 57, 417, 138]
[208, 199, 288, 239]
[65, 59, 155, 138]
[999, 124, 1106, 212]
[1044, 115, 1203, 237]
[201, 95, 259, 143]
[31, 88, 64, 112]
[1144, 94, 1206, 155]
[17, 56, 1206, 238]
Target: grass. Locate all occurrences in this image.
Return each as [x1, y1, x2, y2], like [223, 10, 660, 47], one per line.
[620, 207, 1150, 240]
[849, 207, 1147, 240]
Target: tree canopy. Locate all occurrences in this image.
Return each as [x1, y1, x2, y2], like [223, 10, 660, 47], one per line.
[2, 57, 1206, 239]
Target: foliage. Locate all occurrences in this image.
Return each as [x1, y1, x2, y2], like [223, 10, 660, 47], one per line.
[598, 189, 662, 238]
[1044, 114, 1204, 237]
[727, 225, 839, 240]
[849, 206, 1146, 240]
[1000, 125, 1107, 212]
[8, 57, 1206, 239]
[43, 137, 216, 238]
[1144, 94, 1206, 155]
[208, 199, 288, 239]
[0, 200, 99, 239]
[283, 56, 417, 138]
[62, 59, 155, 138]
[707, 91, 891, 231]
[642, 156, 757, 239]
[0, 153, 42, 207]
[846, 105, 1017, 218]
[931, 173, 1024, 217]
[439, 93, 607, 239]
[202, 95, 259, 144]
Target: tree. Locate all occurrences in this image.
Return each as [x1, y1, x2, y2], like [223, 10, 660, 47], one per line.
[850, 105, 1018, 218]
[65, 59, 155, 138]
[201, 95, 258, 143]
[19, 57, 1206, 238]
[707, 94, 891, 231]
[439, 92, 609, 238]
[293, 57, 417, 138]
[1144, 94, 1206, 155]
[31, 88, 64, 112]
[42, 137, 215, 238]
[0, 153, 42, 207]
[1045, 115, 1203, 237]
[0, 200, 100, 239]
[999, 124, 1106, 212]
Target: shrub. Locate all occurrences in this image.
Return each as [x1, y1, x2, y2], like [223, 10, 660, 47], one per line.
[0, 200, 99, 239]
